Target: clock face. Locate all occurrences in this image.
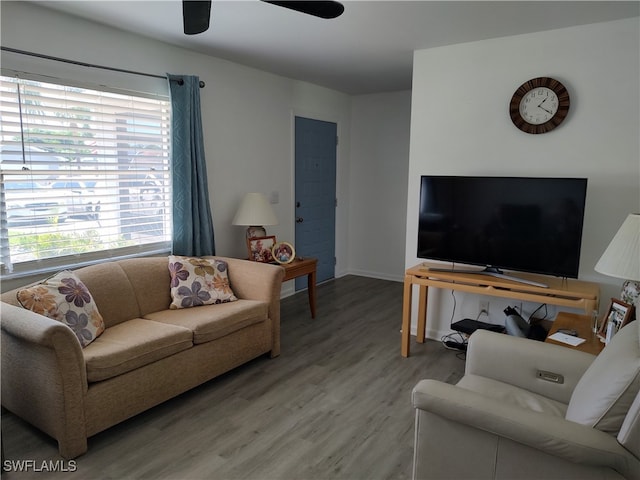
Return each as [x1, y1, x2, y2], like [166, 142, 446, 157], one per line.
[519, 87, 559, 125]
[509, 77, 570, 134]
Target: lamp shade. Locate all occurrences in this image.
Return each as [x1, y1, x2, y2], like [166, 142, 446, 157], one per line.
[594, 213, 640, 281]
[231, 193, 278, 226]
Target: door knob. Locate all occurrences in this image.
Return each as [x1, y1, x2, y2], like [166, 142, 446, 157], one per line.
[296, 217, 304, 223]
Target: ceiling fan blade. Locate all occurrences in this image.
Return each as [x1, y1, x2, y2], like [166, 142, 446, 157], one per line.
[262, 1, 344, 19]
[183, 0, 212, 35]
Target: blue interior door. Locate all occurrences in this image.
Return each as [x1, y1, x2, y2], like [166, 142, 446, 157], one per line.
[294, 116, 337, 290]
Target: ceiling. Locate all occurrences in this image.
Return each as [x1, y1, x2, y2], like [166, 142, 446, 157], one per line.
[34, 1, 639, 95]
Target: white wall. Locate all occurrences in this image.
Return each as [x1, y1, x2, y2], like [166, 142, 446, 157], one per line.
[349, 91, 412, 281]
[406, 18, 640, 339]
[0, 1, 354, 294]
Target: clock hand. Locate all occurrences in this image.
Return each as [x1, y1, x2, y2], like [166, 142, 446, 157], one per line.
[538, 105, 552, 114]
[537, 97, 548, 107]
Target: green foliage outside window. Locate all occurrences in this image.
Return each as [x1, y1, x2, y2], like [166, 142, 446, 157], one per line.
[9, 229, 133, 260]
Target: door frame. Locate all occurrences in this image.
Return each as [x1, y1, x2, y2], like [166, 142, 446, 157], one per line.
[290, 109, 342, 288]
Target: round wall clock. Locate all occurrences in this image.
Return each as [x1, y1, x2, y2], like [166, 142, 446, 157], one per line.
[509, 77, 570, 134]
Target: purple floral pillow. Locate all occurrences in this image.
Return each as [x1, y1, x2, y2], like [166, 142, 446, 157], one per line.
[168, 256, 238, 310]
[16, 270, 105, 347]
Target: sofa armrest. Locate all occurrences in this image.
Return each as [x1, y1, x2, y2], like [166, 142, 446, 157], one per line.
[1, 302, 88, 458]
[412, 379, 639, 478]
[216, 257, 285, 356]
[465, 330, 596, 404]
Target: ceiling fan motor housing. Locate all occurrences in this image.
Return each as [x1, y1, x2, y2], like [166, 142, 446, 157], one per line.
[183, 0, 344, 35]
[183, 0, 212, 35]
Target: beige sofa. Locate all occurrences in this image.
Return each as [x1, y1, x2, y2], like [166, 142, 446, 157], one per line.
[1, 256, 284, 459]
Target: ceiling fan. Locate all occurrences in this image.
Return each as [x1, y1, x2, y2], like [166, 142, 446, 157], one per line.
[183, 0, 345, 35]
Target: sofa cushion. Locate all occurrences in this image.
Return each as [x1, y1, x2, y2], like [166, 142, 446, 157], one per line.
[144, 299, 268, 344]
[116, 257, 173, 317]
[565, 320, 640, 435]
[73, 262, 141, 328]
[83, 318, 193, 382]
[16, 270, 105, 347]
[168, 256, 237, 309]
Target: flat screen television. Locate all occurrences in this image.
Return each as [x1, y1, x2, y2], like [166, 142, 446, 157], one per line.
[417, 176, 588, 283]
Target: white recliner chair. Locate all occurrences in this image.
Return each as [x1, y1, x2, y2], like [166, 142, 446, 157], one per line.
[412, 319, 640, 480]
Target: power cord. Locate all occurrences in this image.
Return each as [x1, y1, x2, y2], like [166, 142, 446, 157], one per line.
[441, 331, 468, 359]
[528, 303, 549, 323]
[448, 289, 457, 325]
[441, 290, 467, 358]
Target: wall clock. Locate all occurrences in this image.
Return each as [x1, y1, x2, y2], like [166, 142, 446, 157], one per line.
[509, 77, 570, 134]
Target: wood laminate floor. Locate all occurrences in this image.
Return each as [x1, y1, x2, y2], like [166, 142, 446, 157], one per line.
[1, 275, 464, 480]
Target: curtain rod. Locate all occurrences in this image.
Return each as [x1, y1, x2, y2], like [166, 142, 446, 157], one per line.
[1, 46, 205, 88]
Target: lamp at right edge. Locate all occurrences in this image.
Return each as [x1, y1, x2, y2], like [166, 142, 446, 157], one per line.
[595, 213, 640, 315]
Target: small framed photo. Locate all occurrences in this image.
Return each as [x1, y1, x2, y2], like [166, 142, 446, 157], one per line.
[598, 298, 635, 343]
[247, 235, 276, 263]
[271, 241, 296, 265]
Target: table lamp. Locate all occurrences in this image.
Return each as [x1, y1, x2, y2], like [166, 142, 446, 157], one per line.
[594, 213, 640, 315]
[232, 192, 278, 238]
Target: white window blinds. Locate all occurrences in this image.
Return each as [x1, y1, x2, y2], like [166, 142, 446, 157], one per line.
[0, 75, 172, 276]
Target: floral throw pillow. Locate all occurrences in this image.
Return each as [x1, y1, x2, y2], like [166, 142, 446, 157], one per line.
[168, 256, 238, 310]
[16, 270, 105, 348]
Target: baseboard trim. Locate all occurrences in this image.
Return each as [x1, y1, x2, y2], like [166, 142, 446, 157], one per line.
[280, 269, 402, 299]
[280, 271, 451, 342]
[345, 269, 403, 283]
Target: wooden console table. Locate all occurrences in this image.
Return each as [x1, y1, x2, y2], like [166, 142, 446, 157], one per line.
[281, 257, 317, 318]
[401, 263, 600, 357]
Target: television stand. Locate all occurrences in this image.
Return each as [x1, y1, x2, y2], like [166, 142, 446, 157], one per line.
[428, 266, 549, 288]
[401, 262, 600, 357]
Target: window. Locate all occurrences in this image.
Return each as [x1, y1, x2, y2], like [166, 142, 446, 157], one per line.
[0, 75, 172, 277]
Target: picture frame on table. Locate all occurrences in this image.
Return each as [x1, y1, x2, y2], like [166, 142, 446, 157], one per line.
[271, 241, 296, 265]
[247, 235, 276, 263]
[598, 298, 635, 343]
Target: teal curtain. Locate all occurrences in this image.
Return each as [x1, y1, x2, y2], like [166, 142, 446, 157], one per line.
[167, 74, 215, 256]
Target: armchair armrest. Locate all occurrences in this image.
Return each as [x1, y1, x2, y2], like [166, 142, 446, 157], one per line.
[465, 330, 596, 404]
[412, 379, 638, 478]
[216, 257, 285, 356]
[1, 302, 88, 458]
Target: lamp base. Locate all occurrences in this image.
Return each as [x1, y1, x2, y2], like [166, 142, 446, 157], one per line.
[246, 226, 267, 239]
[621, 280, 640, 320]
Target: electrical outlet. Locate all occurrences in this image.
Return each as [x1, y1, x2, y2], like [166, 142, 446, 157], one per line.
[479, 300, 490, 316]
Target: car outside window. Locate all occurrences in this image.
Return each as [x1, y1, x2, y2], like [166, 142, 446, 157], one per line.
[0, 76, 172, 277]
